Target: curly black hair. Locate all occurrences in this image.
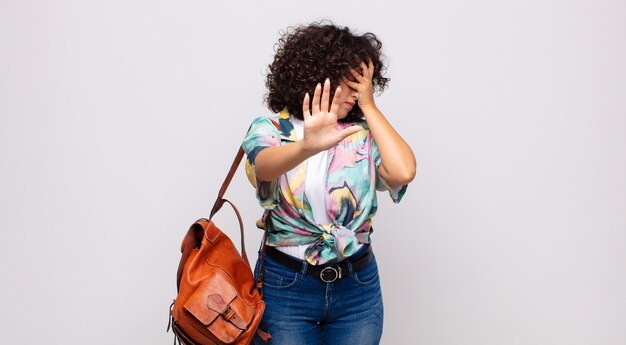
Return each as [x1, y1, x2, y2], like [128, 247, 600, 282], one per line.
[264, 21, 390, 123]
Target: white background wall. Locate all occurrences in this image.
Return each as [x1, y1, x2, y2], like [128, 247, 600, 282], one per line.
[1, 1, 624, 344]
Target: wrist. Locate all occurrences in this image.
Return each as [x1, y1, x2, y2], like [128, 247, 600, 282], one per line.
[358, 102, 379, 115]
[296, 139, 320, 158]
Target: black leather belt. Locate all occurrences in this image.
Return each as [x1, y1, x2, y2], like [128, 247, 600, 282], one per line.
[264, 244, 373, 283]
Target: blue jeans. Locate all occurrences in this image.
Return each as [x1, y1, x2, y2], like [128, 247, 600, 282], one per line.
[253, 244, 384, 345]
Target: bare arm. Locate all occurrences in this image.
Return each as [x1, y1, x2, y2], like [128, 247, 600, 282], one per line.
[361, 104, 416, 186]
[255, 140, 314, 181]
[345, 59, 416, 186]
[255, 79, 362, 181]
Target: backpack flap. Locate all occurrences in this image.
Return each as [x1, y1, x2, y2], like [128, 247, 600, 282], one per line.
[183, 273, 253, 343]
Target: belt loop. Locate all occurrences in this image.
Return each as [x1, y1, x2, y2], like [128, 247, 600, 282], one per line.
[300, 258, 308, 279]
[346, 260, 354, 276]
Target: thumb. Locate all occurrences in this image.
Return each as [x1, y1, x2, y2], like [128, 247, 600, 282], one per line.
[338, 125, 363, 140]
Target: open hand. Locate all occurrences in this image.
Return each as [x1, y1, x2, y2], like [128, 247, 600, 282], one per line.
[302, 78, 363, 153]
[343, 58, 376, 109]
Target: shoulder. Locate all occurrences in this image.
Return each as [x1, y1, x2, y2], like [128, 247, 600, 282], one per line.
[249, 114, 278, 126]
[246, 115, 281, 133]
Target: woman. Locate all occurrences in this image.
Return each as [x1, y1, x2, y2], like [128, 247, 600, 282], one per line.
[242, 22, 416, 345]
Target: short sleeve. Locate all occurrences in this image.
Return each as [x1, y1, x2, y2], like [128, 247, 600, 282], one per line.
[242, 116, 281, 209]
[372, 138, 408, 203]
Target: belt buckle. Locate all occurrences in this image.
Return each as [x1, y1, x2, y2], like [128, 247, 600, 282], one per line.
[320, 266, 341, 283]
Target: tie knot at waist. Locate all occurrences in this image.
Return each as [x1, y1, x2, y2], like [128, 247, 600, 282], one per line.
[304, 224, 358, 265]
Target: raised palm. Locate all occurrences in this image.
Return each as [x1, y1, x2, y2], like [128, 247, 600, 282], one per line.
[301, 79, 362, 153]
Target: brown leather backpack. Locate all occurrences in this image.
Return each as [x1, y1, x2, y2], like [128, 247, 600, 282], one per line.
[167, 147, 271, 345]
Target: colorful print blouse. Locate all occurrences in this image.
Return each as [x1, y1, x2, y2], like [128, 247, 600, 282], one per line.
[242, 109, 408, 265]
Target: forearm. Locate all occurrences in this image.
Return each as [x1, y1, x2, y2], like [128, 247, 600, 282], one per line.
[361, 104, 416, 185]
[255, 140, 317, 181]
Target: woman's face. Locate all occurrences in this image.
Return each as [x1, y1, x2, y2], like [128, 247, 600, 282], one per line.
[335, 78, 360, 119]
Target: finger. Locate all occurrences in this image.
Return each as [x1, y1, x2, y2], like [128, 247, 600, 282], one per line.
[349, 68, 363, 82]
[329, 85, 342, 115]
[302, 93, 311, 118]
[359, 60, 369, 76]
[311, 83, 321, 114]
[367, 57, 374, 75]
[342, 77, 360, 90]
[321, 78, 330, 113]
[338, 125, 363, 140]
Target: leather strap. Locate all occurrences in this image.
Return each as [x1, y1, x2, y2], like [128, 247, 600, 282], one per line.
[177, 146, 270, 296]
[209, 147, 247, 265]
